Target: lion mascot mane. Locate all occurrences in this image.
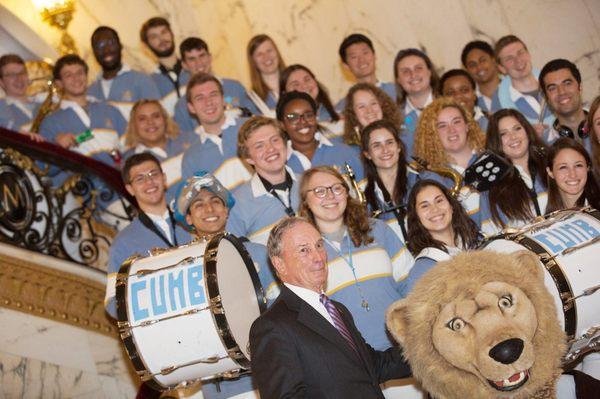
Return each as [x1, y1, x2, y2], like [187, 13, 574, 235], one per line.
[387, 250, 567, 399]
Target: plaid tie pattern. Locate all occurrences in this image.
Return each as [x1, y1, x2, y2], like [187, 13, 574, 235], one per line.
[320, 293, 359, 355]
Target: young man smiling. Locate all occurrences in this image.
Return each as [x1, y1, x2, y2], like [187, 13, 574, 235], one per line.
[461, 40, 501, 115]
[140, 17, 188, 115]
[105, 153, 192, 319]
[180, 73, 252, 189]
[336, 33, 396, 110]
[40, 54, 126, 169]
[226, 116, 300, 245]
[0, 54, 42, 132]
[540, 59, 590, 151]
[88, 26, 160, 120]
[490, 35, 553, 134]
[174, 37, 257, 131]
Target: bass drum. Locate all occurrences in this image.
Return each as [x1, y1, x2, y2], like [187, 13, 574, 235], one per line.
[115, 233, 266, 392]
[482, 207, 600, 371]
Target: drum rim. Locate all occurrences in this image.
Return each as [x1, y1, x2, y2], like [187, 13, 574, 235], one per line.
[116, 253, 167, 391]
[204, 232, 267, 370]
[480, 207, 600, 341]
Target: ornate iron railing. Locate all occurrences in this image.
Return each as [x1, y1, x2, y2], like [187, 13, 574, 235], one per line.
[0, 127, 137, 271]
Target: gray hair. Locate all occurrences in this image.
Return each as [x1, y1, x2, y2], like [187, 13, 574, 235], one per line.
[267, 216, 308, 259]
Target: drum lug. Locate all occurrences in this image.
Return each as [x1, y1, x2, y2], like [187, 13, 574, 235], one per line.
[210, 296, 223, 314]
[149, 247, 169, 256]
[212, 305, 225, 315]
[137, 370, 152, 381]
[115, 274, 128, 286]
[117, 320, 130, 329]
[205, 248, 218, 262]
[120, 330, 131, 339]
[160, 365, 177, 375]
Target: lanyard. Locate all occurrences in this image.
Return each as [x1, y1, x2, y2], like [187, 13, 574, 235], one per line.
[258, 173, 295, 216]
[138, 208, 178, 248]
[159, 61, 183, 97]
[325, 234, 370, 311]
[519, 168, 542, 217]
[269, 188, 295, 217]
[375, 178, 409, 243]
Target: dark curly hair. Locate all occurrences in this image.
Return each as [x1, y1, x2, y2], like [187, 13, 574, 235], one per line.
[342, 82, 402, 145]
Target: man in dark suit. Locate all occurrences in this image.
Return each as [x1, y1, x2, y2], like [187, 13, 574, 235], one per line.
[249, 217, 411, 399]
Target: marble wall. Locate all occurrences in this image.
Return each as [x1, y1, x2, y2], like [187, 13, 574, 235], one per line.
[1, 0, 599, 102]
[0, 308, 139, 399]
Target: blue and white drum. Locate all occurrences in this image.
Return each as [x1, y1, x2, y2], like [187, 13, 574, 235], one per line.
[482, 207, 600, 369]
[115, 233, 266, 391]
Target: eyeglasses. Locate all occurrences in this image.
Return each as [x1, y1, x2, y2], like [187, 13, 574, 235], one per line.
[1, 71, 27, 79]
[95, 38, 118, 51]
[285, 111, 315, 124]
[129, 169, 163, 185]
[306, 183, 346, 198]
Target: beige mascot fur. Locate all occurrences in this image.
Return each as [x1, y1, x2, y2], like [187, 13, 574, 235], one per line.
[387, 250, 567, 399]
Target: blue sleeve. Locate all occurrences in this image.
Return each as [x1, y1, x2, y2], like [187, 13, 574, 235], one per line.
[38, 114, 57, 141]
[342, 144, 365, 182]
[243, 242, 279, 307]
[226, 199, 248, 238]
[378, 220, 405, 260]
[402, 257, 438, 297]
[138, 74, 161, 100]
[490, 90, 501, 113]
[108, 104, 127, 136]
[106, 238, 127, 319]
[181, 144, 199, 181]
[88, 81, 103, 100]
[419, 170, 453, 188]
[229, 80, 260, 115]
[335, 97, 346, 113]
[174, 99, 197, 132]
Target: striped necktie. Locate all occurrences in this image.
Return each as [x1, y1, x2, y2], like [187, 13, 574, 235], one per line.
[320, 293, 359, 355]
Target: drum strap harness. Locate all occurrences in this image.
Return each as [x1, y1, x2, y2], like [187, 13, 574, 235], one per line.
[524, 169, 542, 217]
[375, 176, 409, 244]
[158, 59, 183, 98]
[137, 208, 179, 248]
[258, 171, 295, 217]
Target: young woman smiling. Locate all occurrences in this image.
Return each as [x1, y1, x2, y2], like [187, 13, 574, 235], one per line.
[545, 137, 600, 213]
[123, 99, 194, 201]
[342, 82, 401, 147]
[299, 166, 413, 351]
[394, 48, 439, 157]
[279, 64, 340, 123]
[414, 97, 486, 221]
[247, 34, 286, 114]
[587, 96, 600, 179]
[478, 109, 548, 235]
[403, 179, 480, 295]
[360, 119, 440, 247]
[276, 91, 363, 181]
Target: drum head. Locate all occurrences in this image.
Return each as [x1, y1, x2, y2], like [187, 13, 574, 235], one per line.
[206, 234, 265, 365]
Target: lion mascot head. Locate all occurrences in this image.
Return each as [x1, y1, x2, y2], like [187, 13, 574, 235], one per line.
[387, 250, 567, 399]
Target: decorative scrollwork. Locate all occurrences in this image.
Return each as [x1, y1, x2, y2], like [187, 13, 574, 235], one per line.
[0, 147, 134, 271]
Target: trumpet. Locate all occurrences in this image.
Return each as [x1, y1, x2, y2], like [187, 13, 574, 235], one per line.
[409, 156, 463, 197]
[31, 80, 61, 133]
[343, 162, 366, 205]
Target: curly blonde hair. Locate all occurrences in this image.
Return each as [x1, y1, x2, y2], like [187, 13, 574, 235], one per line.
[342, 82, 402, 146]
[298, 166, 373, 247]
[125, 99, 180, 147]
[414, 97, 485, 167]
